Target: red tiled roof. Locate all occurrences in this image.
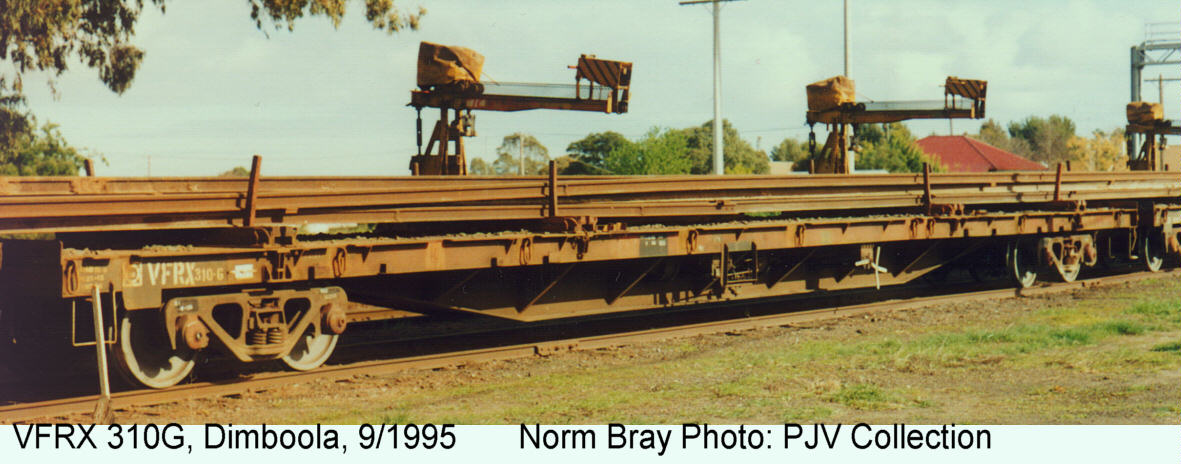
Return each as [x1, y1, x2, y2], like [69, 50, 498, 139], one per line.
[916, 135, 1045, 172]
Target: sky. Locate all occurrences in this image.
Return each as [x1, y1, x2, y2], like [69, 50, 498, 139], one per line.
[15, 0, 1181, 176]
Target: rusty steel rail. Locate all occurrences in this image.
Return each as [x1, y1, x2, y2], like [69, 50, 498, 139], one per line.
[1, 268, 1169, 423]
[1, 171, 1179, 233]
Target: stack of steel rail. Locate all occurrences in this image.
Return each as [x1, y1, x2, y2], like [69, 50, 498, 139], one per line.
[1, 171, 1178, 233]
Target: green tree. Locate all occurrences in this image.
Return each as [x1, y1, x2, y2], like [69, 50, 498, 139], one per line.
[1068, 128, 1127, 172]
[1007, 115, 1078, 165]
[851, 123, 942, 173]
[491, 133, 549, 176]
[677, 120, 770, 174]
[769, 137, 808, 163]
[603, 128, 692, 175]
[219, 166, 250, 177]
[566, 131, 631, 172]
[557, 158, 612, 175]
[469, 157, 492, 175]
[1, 95, 32, 164]
[0, 1, 425, 153]
[793, 123, 937, 173]
[0, 121, 94, 176]
[971, 119, 1033, 158]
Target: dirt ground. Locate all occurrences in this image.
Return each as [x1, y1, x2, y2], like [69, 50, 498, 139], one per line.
[84, 278, 1181, 424]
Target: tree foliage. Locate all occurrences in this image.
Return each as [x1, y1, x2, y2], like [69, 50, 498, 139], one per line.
[769, 137, 808, 163]
[791, 123, 939, 173]
[250, 0, 425, 33]
[1005, 115, 1078, 165]
[973, 119, 1032, 157]
[219, 165, 250, 177]
[468, 157, 492, 175]
[0, 1, 425, 153]
[1068, 129, 1127, 171]
[851, 123, 942, 173]
[0, 121, 93, 176]
[602, 128, 692, 175]
[678, 120, 770, 174]
[564, 121, 770, 175]
[974, 116, 1122, 170]
[490, 133, 549, 176]
[566, 129, 633, 173]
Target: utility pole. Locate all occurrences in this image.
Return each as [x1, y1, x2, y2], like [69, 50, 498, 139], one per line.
[1160, 74, 1165, 112]
[843, 0, 850, 77]
[680, 0, 743, 175]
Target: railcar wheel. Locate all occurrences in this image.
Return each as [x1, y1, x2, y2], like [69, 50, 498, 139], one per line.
[113, 310, 196, 389]
[1053, 260, 1081, 283]
[1141, 231, 1165, 272]
[1006, 240, 1039, 289]
[281, 326, 338, 371]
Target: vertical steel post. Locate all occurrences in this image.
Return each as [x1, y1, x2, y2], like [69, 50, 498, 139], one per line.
[1130, 45, 1142, 159]
[1159, 74, 1165, 111]
[91, 286, 112, 422]
[1131, 46, 1143, 104]
[415, 108, 423, 156]
[843, 0, 850, 77]
[680, 0, 739, 175]
[1054, 163, 1063, 202]
[922, 163, 932, 214]
[712, 0, 724, 175]
[548, 160, 559, 217]
[244, 154, 262, 227]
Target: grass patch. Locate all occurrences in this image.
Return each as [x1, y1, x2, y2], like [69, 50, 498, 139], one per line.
[1150, 341, 1181, 353]
[1094, 320, 1148, 336]
[781, 406, 834, 422]
[1125, 300, 1180, 317]
[826, 383, 899, 410]
[378, 409, 414, 424]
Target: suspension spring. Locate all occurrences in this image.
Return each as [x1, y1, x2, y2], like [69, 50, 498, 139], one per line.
[247, 329, 267, 346]
[267, 327, 285, 345]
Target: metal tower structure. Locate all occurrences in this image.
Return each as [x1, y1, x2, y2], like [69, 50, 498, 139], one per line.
[1129, 22, 1181, 157]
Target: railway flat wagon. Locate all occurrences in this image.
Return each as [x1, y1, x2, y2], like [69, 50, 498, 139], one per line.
[3, 168, 1181, 388]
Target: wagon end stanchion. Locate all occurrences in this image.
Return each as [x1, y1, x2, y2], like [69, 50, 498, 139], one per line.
[90, 285, 114, 424]
[922, 162, 932, 215]
[1054, 162, 1064, 202]
[244, 154, 263, 227]
[548, 160, 560, 218]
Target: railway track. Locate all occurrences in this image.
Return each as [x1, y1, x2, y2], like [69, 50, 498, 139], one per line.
[1, 268, 1169, 424]
[2, 170, 1179, 232]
